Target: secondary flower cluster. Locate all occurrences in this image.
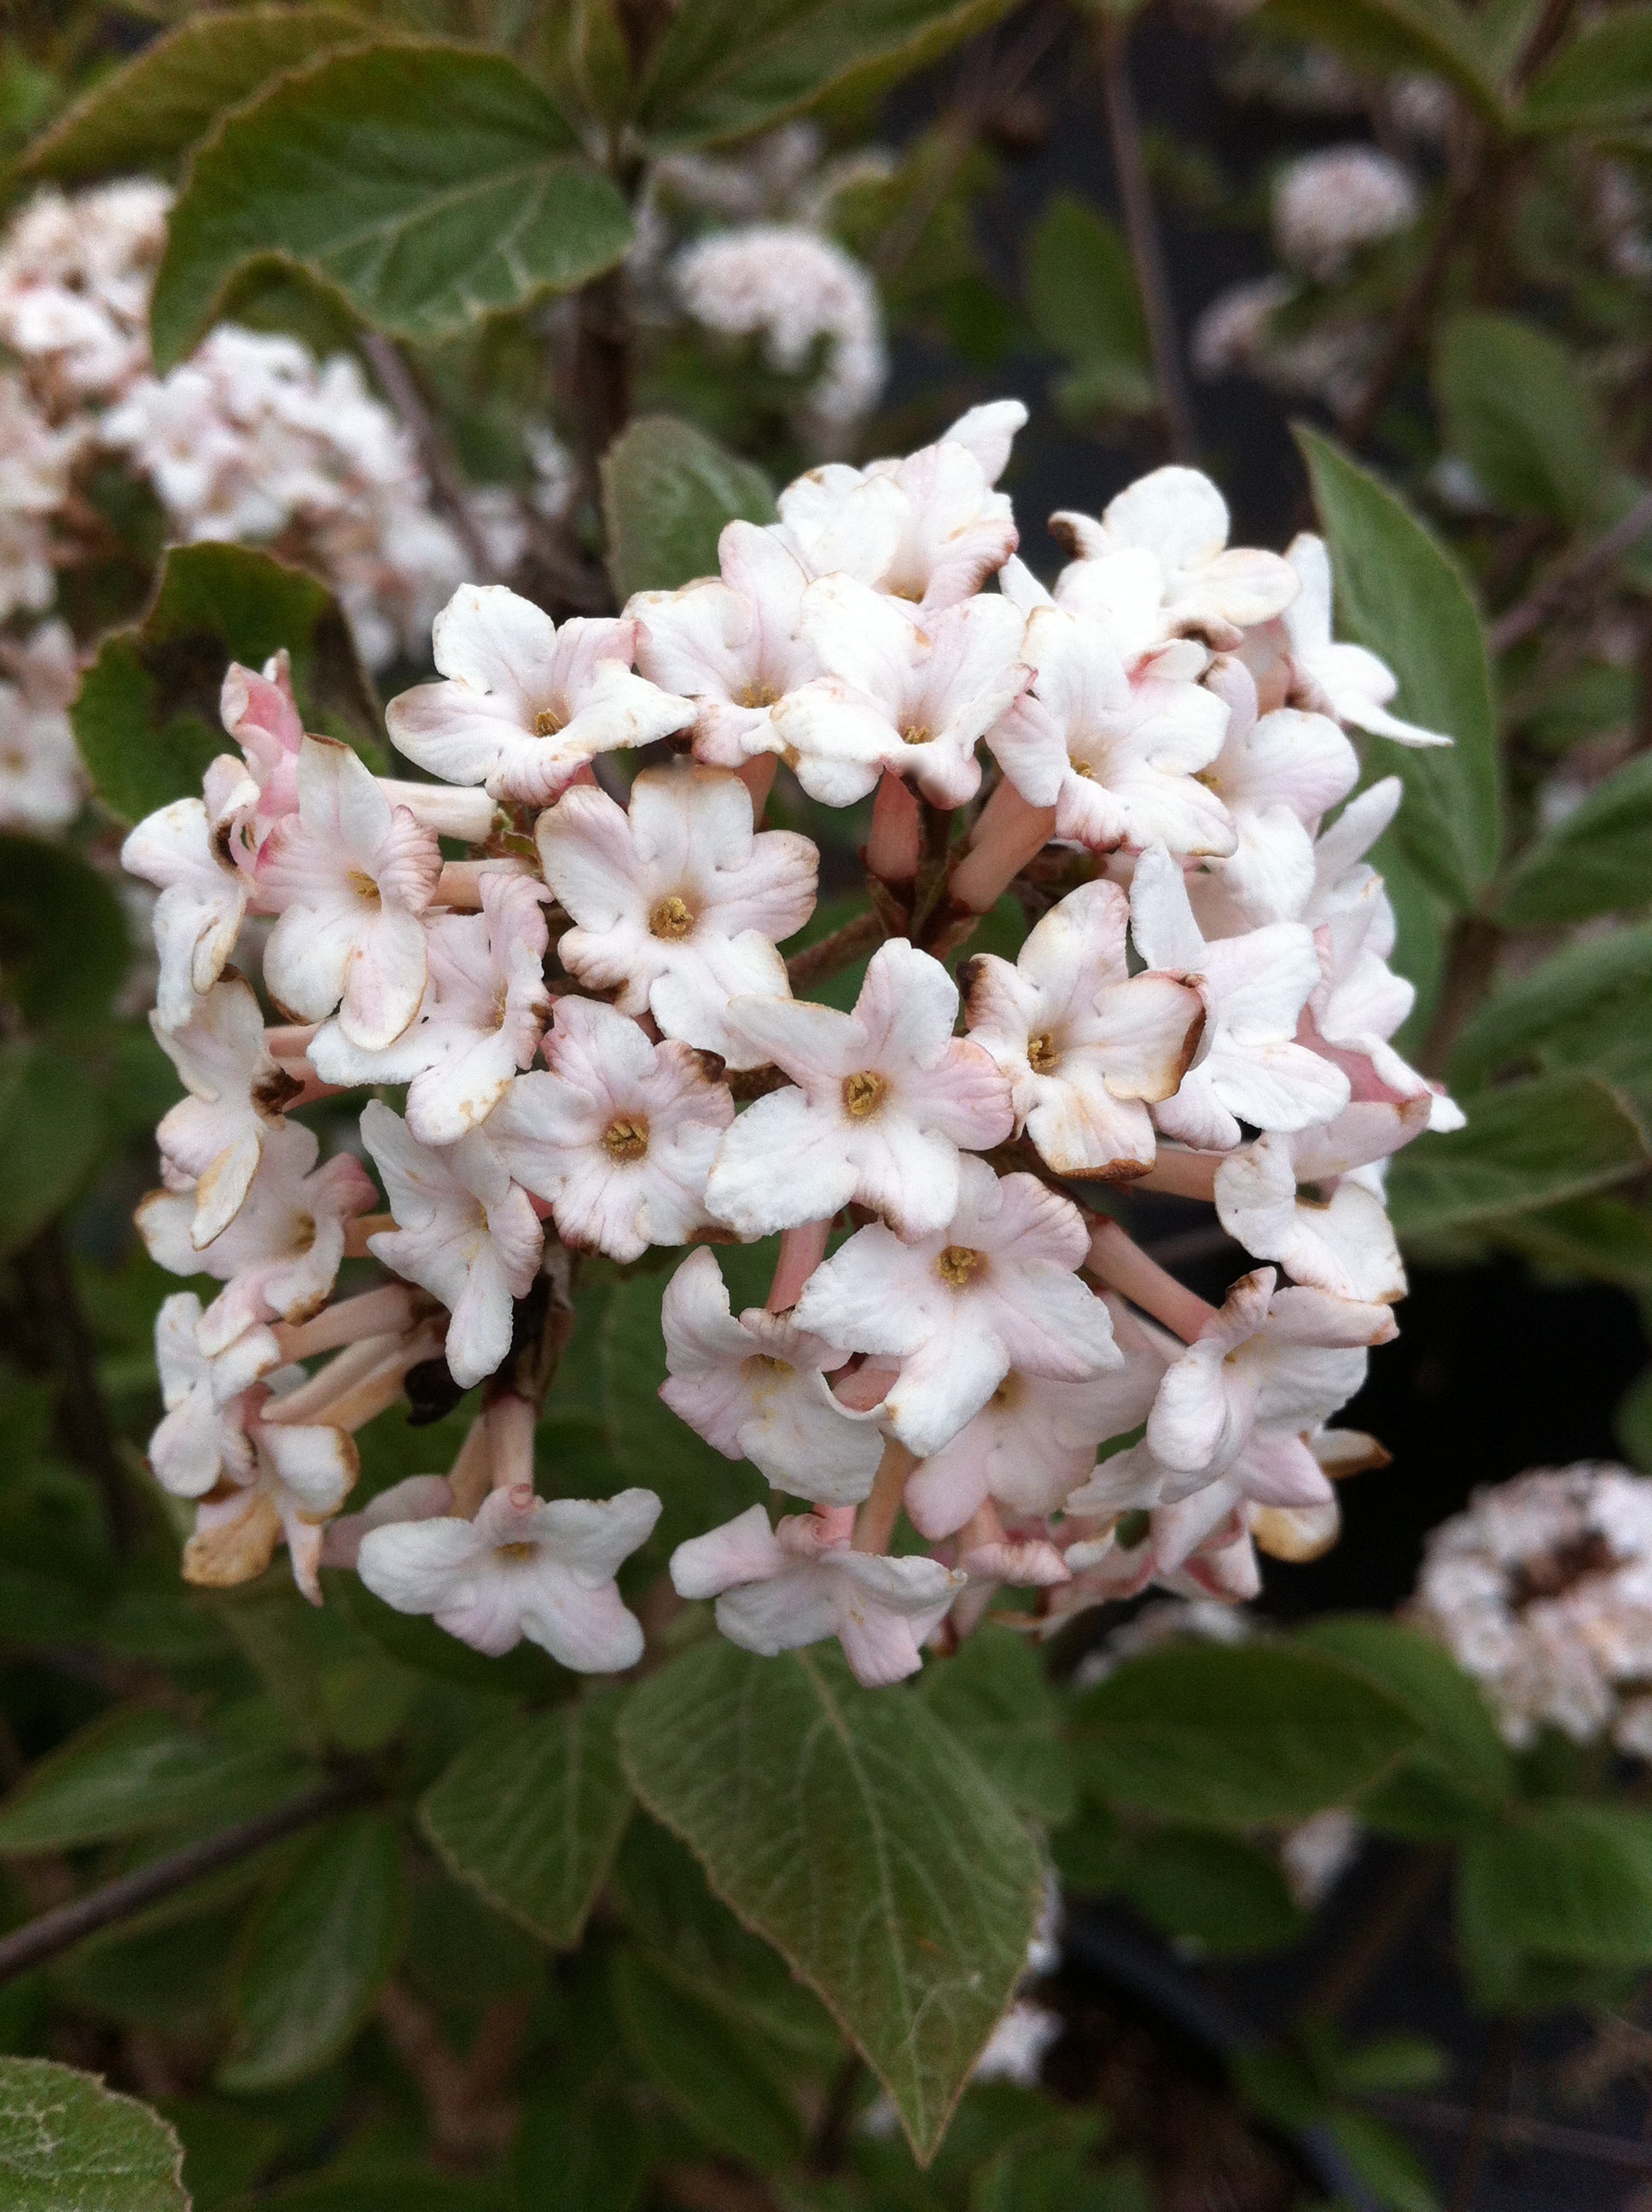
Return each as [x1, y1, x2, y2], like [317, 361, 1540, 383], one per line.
[1412, 1464, 1652, 1756]
[126, 399, 1455, 1686]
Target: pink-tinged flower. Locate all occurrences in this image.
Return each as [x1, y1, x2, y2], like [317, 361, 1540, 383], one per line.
[1306, 777, 1402, 923]
[486, 997, 732, 1262]
[150, 972, 303, 1248]
[792, 1158, 1120, 1458]
[658, 1249, 887, 1503]
[986, 608, 1234, 855]
[137, 1121, 378, 1356]
[121, 783, 251, 1032]
[321, 1474, 454, 1570]
[670, 1504, 963, 1686]
[631, 522, 818, 768]
[309, 872, 550, 1145]
[707, 939, 1013, 1240]
[535, 762, 817, 1068]
[1050, 467, 1299, 650]
[1130, 845, 1350, 1149]
[905, 1296, 1172, 1538]
[1199, 657, 1358, 925]
[963, 881, 1203, 1179]
[259, 736, 442, 1051]
[770, 579, 1029, 807]
[1281, 536, 1449, 747]
[1056, 1502, 1264, 1610]
[360, 1101, 542, 1389]
[357, 1481, 660, 1668]
[184, 1414, 360, 1604]
[0, 619, 84, 831]
[772, 399, 1025, 611]
[1305, 880, 1466, 1134]
[149, 1292, 280, 1498]
[386, 585, 694, 805]
[220, 651, 305, 837]
[1213, 1103, 1425, 1303]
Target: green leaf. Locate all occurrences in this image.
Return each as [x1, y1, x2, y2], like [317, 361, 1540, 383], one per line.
[1335, 2034, 1448, 2095]
[1107, 1827, 1307, 1958]
[1497, 1196, 1652, 1291]
[73, 542, 382, 825]
[15, 5, 365, 181]
[1259, 0, 1506, 123]
[150, 42, 632, 370]
[1451, 921, 1652, 1085]
[601, 414, 776, 602]
[231, 2173, 498, 2212]
[1521, 9, 1652, 131]
[1434, 312, 1611, 525]
[220, 1811, 404, 2090]
[515, 2089, 649, 2212]
[1324, 2110, 1443, 2212]
[1068, 1643, 1420, 1826]
[0, 1708, 299, 1854]
[1297, 426, 1500, 910]
[1620, 1363, 1652, 1471]
[1496, 754, 1652, 928]
[418, 1690, 632, 1948]
[1294, 1615, 1513, 1802]
[634, 0, 1021, 151]
[916, 1627, 1075, 1825]
[618, 1641, 1044, 2163]
[327, 1566, 553, 1697]
[0, 1041, 107, 1260]
[0, 837, 130, 1033]
[1386, 1072, 1649, 1237]
[1459, 1802, 1652, 1963]
[611, 1949, 806, 2169]
[0, 2058, 187, 2212]
[1025, 195, 1152, 412]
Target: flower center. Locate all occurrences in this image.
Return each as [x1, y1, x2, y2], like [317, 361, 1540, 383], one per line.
[533, 703, 567, 737]
[935, 1243, 985, 1288]
[491, 983, 510, 1033]
[346, 868, 381, 905]
[649, 894, 695, 940]
[1027, 1032, 1060, 1074]
[737, 679, 780, 710]
[291, 1212, 317, 1255]
[495, 1541, 538, 1563]
[603, 1115, 649, 1161]
[841, 1069, 887, 1119]
[1512, 1532, 1620, 1609]
[899, 722, 931, 748]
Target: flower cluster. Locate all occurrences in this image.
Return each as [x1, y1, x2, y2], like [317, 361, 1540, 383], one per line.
[126, 399, 1452, 1686]
[1411, 1464, 1652, 1756]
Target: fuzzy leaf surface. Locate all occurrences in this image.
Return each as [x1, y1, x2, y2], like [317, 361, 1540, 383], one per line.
[602, 414, 777, 602]
[1387, 1071, 1649, 1236]
[1497, 754, 1652, 928]
[0, 2058, 187, 2212]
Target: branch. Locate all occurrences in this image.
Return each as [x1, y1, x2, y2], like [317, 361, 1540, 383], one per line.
[1488, 486, 1652, 654]
[1096, 16, 1196, 463]
[786, 910, 886, 991]
[0, 1778, 368, 1986]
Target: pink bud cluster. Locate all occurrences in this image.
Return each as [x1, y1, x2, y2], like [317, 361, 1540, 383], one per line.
[125, 399, 1457, 1685]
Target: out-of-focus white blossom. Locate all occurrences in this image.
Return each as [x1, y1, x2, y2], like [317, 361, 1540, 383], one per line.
[674, 223, 887, 424]
[0, 618, 83, 827]
[1272, 145, 1420, 280]
[0, 179, 168, 405]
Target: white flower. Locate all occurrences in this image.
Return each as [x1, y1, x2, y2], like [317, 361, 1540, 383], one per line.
[150, 973, 302, 1248]
[1283, 535, 1450, 748]
[792, 1158, 1120, 1458]
[672, 224, 887, 424]
[360, 1101, 543, 1390]
[1050, 467, 1299, 651]
[358, 1481, 660, 1668]
[0, 620, 83, 830]
[963, 881, 1203, 1179]
[905, 1297, 1171, 1539]
[707, 938, 1013, 1240]
[1199, 656, 1358, 925]
[259, 736, 442, 1051]
[536, 761, 817, 1069]
[120, 779, 253, 1033]
[1305, 877, 1464, 1132]
[385, 585, 695, 805]
[184, 1414, 359, 1605]
[986, 608, 1234, 855]
[631, 521, 818, 770]
[321, 1473, 455, 1571]
[670, 1503, 963, 1686]
[659, 1249, 887, 1503]
[772, 400, 1025, 609]
[1213, 1105, 1422, 1304]
[1131, 845, 1350, 1150]
[486, 997, 733, 1262]
[137, 1121, 378, 1356]
[771, 578, 1029, 808]
[0, 181, 167, 403]
[1273, 147, 1419, 280]
[148, 1292, 279, 1499]
[219, 652, 304, 843]
[309, 871, 551, 1146]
